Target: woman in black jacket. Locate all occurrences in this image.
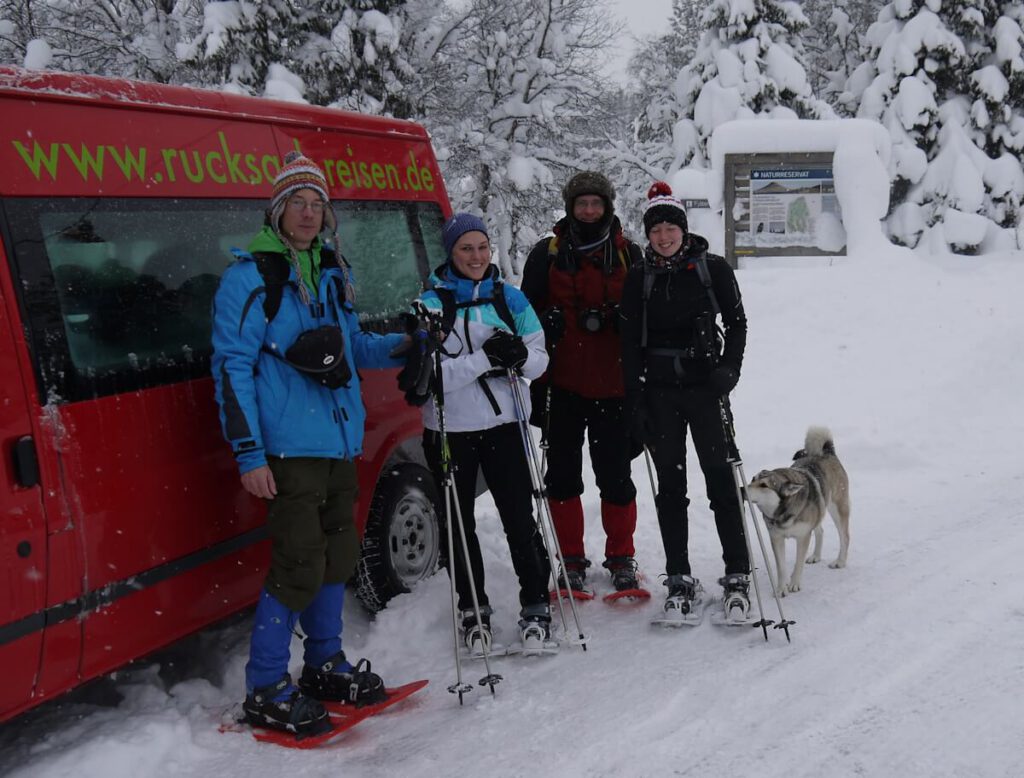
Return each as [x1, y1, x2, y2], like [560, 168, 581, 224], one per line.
[620, 182, 751, 625]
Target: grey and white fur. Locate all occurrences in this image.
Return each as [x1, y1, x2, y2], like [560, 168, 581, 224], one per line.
[746, 426, 850, 595]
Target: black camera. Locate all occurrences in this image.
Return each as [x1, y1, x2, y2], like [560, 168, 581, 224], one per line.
[578, 304, 619, 334]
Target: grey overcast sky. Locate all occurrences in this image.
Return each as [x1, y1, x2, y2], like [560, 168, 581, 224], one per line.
[607, 0, 672, 82]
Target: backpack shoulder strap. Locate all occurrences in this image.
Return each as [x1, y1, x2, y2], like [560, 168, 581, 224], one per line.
[691, 253, 721, 316]
[252, 251, 292, 323]
[432, 286, 457, 335]
[491, 279, 516, 333]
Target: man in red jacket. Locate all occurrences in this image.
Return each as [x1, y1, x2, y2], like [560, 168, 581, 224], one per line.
[522, 171, 645, 597]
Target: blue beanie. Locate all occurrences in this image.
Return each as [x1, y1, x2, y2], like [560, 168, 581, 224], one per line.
[442, 213, 488, 257]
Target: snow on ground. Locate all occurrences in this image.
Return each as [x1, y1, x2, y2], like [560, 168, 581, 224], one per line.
[2, 245, 1023, 777]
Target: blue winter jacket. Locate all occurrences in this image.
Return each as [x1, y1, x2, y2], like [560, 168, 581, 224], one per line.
[211, 232, 405, 474]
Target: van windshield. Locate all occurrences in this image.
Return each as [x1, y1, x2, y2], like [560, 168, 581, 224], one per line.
[2, 197, 443, 404]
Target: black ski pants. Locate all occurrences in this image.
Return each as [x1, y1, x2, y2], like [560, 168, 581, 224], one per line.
[423, 423, 550, 613]
[544, 386, 637, 505]
[644, 387, 750, 577]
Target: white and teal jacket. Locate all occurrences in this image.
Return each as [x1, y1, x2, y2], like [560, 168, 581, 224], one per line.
[417, 263, 547, 433]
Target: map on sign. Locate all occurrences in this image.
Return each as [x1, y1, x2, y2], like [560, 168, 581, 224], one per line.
[736, 168, 840, 249]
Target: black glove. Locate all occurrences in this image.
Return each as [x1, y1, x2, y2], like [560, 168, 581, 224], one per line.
[539, 308, 566, 345]
[482, 329, 528, 371]
[707, 365, 739, 396]
[390, 318, 436, 406]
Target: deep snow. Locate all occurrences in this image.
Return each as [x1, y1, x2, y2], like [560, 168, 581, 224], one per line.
[1, 246, 1022, 778]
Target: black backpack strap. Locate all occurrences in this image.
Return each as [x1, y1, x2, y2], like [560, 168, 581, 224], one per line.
[490, 279, 516, 333]
[692, 252, 721, 316]
[252, 251, 293, 323]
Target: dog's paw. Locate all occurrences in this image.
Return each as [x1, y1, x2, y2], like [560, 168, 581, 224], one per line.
[829, 559, 846, 569]
[786, 581, 802, 593]
[806, 554, 821, 564]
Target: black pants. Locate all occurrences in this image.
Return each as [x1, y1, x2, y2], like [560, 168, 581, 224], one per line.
[544, 386, 637, 505]
[644, 388, 749, 577]
[423, 423, 550, 612]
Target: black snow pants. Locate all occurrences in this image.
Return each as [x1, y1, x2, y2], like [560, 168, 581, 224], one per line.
[544, 386, 636, 505]
[423, 422, 551, 612]
[644, 388, 750, 577]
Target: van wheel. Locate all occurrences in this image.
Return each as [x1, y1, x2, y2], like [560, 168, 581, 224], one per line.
[356, 463, 441, 613]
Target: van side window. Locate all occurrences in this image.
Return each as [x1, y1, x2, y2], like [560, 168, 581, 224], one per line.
[2, 198, 444, 404]
[337, 201, 442, 324]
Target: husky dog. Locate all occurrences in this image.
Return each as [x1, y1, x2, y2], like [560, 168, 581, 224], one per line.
[746, 427, 850, 595]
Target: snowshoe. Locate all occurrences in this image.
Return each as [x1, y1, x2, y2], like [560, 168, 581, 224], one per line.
[601, 556, 651, 601]
[460, 607, 494, 655]
[651, 574, 706, 628]
[242, 675, 331, 737]
[716, 573, 753, 626]
[298, 651, 387, 707]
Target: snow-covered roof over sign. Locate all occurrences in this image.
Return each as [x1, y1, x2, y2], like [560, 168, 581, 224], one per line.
[709, 118, 891, 162]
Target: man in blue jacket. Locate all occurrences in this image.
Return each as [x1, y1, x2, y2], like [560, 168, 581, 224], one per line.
[212, 151, 409, 736]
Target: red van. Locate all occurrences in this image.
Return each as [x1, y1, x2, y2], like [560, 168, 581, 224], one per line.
[0, 66, 448, 722]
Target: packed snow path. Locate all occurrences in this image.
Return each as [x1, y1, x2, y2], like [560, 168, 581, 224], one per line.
[2, 251, 1022, 778]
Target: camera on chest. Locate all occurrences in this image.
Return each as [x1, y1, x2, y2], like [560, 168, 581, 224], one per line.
[578, 304, 618, 334]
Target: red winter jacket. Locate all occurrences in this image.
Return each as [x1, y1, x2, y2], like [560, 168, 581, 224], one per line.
[521, 217, 642, 399]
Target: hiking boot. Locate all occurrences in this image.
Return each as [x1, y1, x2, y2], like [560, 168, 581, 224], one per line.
[460, 607, 493, 654]
[603, 556, 640, 592]
[663, 574, 703, 618]
[719, 573, 751, 622]
[243, 675, 331, 736]
[557, 556, 591, 593]
[298, 651, 387, 707]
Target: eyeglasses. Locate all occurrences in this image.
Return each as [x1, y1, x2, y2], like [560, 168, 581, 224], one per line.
[287, 197, 325, 213]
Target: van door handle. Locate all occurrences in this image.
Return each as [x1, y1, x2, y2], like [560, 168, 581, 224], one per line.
[12, 436, 40, 488]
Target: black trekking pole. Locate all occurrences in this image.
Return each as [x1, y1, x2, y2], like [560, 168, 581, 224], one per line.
[717, 397, 794, 642]
[506, 368, 588, 651]
[413, 302, 502, 702]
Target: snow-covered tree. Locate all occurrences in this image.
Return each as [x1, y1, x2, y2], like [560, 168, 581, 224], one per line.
[802, 0, 866, 115]
[0, 0, 203, 82]
[180, 1, 306, 96]
[424, 0, 614, 276]
[853, 0, 1023, 252]
[290, 0, 422, 116]
[672, 0, 835, 168]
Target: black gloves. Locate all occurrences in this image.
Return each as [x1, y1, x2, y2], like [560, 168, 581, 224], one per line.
[539, 307, 566, 345]
[707, 365, 739, 396]
[482, 329, 528, 371]
[390, 314, 436, 406]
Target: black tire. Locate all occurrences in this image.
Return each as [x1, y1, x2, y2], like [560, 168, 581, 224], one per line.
[355, 463, 441, 613]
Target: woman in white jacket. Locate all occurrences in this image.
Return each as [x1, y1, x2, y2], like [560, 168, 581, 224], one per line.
[418, 213, 551, 651]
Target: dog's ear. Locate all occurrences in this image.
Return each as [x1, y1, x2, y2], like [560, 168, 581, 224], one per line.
[752, 470, 771, 482]
[792, 449, 806, 461]
[781, 482, 805, 497]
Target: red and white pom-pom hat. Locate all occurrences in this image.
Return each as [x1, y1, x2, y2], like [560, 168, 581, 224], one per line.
[642, 181, 688, 236]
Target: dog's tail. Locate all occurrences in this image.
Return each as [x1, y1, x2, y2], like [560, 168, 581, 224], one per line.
[803, 426, 836, 457]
